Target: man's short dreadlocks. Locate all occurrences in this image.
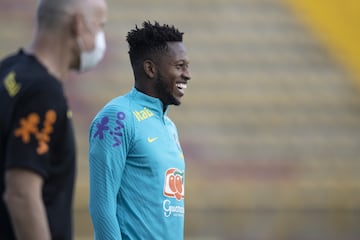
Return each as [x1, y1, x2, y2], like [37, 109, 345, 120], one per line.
[126, 21, 184, 68]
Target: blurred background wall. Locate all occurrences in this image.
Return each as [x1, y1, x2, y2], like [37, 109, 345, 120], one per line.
[1, 0, 360, 239]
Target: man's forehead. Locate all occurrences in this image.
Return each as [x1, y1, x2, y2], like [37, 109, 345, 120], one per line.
[166, 42, 187, 55]
[167, 41, 185, 49]
[152, 42, 188, 64]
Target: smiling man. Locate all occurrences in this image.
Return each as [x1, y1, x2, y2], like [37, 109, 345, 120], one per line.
[88, 21, 191, 239]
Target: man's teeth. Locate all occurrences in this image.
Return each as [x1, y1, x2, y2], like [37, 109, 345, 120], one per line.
[176, 83, 187, 89]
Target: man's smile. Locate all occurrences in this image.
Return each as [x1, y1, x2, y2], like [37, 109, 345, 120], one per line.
[175, 82, 187, 95]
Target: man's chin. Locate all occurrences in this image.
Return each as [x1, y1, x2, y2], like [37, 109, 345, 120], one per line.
[172, 95, 182, 106]
[162, 93, 182, 106]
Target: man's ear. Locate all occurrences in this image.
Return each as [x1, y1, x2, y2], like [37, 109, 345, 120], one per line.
[72, 13, 86, 37]
[143, 60, 157, 79]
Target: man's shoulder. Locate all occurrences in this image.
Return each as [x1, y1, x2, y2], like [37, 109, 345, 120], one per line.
[102, 89, 152, 114]
[0, 49, 22, 67]
[89, 93, 137, 143]
[91, 93, 134, 125]
[0, 54, 64, 114]
[102, 94, 132, 114]
[1, 50, 60, 94]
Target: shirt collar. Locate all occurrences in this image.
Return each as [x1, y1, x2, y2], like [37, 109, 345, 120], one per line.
[130, 88, 169, 116]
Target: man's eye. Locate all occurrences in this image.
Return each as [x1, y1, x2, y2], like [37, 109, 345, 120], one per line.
[176, 63, 188, 70]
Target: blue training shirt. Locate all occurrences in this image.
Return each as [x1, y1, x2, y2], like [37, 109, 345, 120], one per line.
[89, 88, 185, 240]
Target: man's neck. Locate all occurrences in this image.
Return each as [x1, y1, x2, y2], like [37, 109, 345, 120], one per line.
[26, 31, 71, 81]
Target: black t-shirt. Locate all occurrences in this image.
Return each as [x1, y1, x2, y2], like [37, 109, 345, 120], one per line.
[0, 50, 76, 240]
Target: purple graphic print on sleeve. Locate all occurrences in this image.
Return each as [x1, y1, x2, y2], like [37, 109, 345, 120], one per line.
[93, 112, 126, 147]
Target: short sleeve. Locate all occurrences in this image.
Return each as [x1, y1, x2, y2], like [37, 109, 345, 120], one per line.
[5, 82, 66, 178]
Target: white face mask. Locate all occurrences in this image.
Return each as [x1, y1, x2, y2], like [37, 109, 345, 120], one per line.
[78, 31, 106, 72]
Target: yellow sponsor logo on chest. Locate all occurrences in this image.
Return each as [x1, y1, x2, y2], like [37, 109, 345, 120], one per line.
[133, 107, 154, 122]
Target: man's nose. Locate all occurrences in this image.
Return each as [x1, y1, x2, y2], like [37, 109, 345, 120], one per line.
[183, 68, 191, 80]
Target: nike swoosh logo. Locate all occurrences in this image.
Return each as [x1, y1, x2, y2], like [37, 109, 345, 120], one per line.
[147, 137, 158, 143]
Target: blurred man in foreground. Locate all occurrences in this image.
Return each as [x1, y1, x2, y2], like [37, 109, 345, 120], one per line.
[0, 0, 107, 239]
